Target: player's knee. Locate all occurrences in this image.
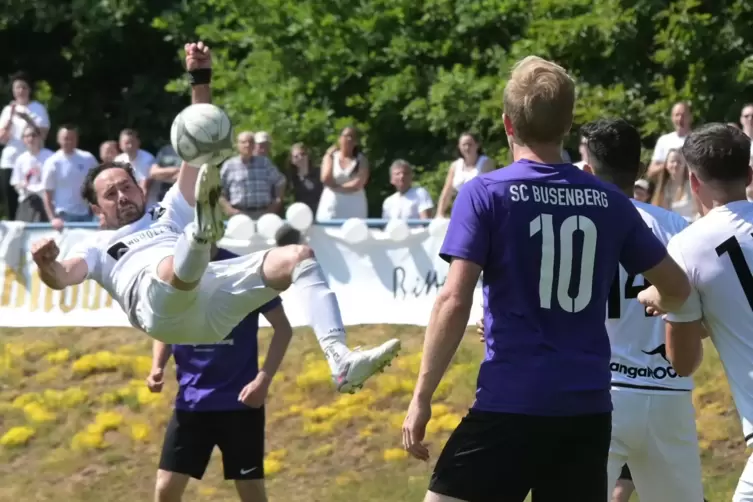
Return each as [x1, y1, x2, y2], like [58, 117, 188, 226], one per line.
[234, 479, 267, 502]
[154, 470, 187, 502]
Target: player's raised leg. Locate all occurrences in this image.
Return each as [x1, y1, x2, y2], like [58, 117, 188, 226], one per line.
[260, 245, 400, 393]
[155, 41, 229, 292]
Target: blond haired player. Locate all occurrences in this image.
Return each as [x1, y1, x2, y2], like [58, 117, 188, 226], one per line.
[402, 56, 690, 502]
[30, 42, 400, 394]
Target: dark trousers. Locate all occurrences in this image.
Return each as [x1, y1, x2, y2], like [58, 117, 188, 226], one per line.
[0, 169, 18, 220]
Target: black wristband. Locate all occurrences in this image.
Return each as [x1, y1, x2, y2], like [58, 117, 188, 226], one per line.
[188, 68, 212, 86]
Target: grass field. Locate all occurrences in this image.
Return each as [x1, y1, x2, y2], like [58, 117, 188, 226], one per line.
[0, 324, 747, 501]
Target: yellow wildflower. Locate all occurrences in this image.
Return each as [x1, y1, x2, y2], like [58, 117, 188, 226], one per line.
[44, 349, 70, 364]
[383, 448, 408, 461]
[0, 426, 35, 447]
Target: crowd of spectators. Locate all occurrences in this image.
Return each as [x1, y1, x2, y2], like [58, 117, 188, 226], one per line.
[0, 72, 748, 229]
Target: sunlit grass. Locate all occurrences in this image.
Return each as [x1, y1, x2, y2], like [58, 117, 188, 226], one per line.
[0, 327, 745, 501]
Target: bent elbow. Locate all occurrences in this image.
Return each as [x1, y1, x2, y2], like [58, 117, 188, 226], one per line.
[672, 359, 699, 377]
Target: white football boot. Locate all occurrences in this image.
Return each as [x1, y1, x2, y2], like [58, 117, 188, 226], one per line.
[193, 163, 225, 244]
[334, 338, 402, 393]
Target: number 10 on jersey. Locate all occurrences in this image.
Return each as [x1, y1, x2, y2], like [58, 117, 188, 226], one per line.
[530, 214, 597, 313]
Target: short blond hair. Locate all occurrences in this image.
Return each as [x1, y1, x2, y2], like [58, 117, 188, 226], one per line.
[503, 56, 575, 145]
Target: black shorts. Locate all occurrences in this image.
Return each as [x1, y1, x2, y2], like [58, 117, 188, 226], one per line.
[159, 408, 265, 480]
[429, 409, 611, 502]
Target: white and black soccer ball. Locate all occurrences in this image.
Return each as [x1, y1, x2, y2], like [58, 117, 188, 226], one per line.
[170, 103, 234, 166]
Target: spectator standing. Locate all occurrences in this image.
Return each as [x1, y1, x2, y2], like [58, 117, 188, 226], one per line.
[150, 144, 182, 203]
[740, 104, 753, 201]
[382, 159, 434, 220]
[253, 131, 272, 158]
[115, 129, 158, 205]
[287, 143, 322, 215]
[646, 101, 692, 179]
[10, 125, 53, 222]
[316, 126, 369, 221]
[435, 132, 495, 218]
[99, 140, 119, 163]
[220, 131, 286, 219]
[650, 148, 696, 221]
[0, 72, 50, 219]
[41, 125, 97, 230]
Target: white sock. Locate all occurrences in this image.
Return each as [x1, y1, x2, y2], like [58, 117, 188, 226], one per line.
[291, 258, 350, 373]
[173, 226, 211, 283]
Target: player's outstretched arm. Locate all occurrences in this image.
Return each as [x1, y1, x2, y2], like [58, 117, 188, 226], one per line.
[176, 41, 213, 208]
[665, 320, 706, 376]
[31, 238, 89, 291]
[639, 255, 691, 313]
[403, 258, 479, 461]
[238, 304, 293, 408]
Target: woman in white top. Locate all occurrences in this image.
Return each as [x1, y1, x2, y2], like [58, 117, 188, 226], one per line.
[316, 126, 369, 221]
[650, 148, 697, 221]
[0, 72, 50, 219]
[435, 132, 495, 217]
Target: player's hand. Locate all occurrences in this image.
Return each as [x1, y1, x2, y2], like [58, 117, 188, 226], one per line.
[476, 316, 485, 343]
[50, 217, 64, 232]
[31, 238, 59, 268]
[402, 397, 431, 461]
[239, 372, 271, 408]
[146, 367, 165, 393]
[637, 286, 667, 316]
[185, 41, 211, 71]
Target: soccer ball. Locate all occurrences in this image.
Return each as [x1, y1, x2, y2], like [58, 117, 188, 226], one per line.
[170, 103, 234, 166]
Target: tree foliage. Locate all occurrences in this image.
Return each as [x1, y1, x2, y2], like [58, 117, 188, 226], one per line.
[3, 0, 753, 214]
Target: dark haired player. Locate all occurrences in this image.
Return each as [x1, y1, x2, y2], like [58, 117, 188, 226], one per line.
[581, 118, 703, 502]
[639, 123, 753, 501]
[29, 41, 399, 394]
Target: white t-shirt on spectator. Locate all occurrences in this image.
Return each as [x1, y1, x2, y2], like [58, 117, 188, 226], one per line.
[42, 149, 98, 216]
[382, 186, 434, 219]
[0, 101, 50, 169]
[651, 131, 687, 163]
[115, 150, 157, 205]
[11, 148, 54, 202]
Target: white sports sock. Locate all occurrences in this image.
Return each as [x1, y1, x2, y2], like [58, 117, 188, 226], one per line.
[173, 226, 211, 283]
[291, 258, 350, 373]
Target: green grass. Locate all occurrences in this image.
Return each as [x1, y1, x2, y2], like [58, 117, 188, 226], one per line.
[0, 326, 746, 501]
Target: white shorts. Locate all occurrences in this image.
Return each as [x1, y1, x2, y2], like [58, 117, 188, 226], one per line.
[607, 387, 704, 502]
[734, 453, 753, 501]
[134, 250, 279, 343]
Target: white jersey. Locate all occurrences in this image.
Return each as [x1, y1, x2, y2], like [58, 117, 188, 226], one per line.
[66, 184, 192, 328]
[608, 200, 692, 391]
[666, 200, 753, 444]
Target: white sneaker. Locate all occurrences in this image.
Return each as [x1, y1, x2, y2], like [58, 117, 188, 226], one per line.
[334, 338, 401, 393]
[194, 163, 225, 243]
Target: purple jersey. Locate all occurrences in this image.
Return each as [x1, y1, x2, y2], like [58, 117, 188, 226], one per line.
[172, 248, 281, 412]
[440, 160, 667, 416]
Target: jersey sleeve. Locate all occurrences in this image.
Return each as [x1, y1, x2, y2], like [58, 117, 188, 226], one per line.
[157, 183, 194, 230]
[439, 177, 492, 267]
[66, 237, 101, 279]
[619, 199, 668, 275]
[664, 235, 703, 323]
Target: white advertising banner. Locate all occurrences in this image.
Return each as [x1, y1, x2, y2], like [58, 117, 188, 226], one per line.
[0, 222, 482, 328]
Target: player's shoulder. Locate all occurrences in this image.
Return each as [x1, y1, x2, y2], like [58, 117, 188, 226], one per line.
[631, 200, 688, 234]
